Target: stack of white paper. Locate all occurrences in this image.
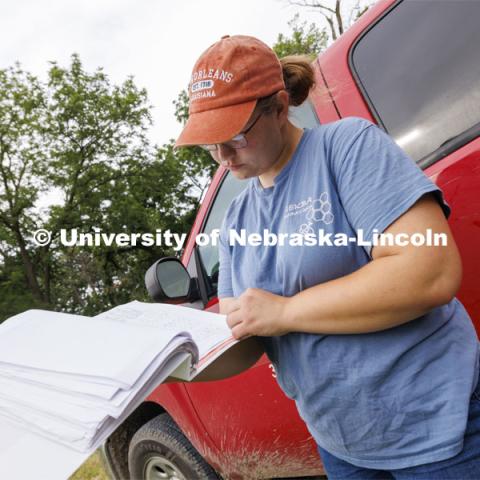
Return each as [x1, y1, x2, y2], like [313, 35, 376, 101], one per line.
[0, 300, 235, 479]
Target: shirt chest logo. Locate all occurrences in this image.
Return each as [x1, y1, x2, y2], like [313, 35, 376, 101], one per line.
[284, 192, 334, 234]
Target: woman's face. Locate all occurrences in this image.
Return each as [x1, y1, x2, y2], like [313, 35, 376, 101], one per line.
[208, 93, 290, 180]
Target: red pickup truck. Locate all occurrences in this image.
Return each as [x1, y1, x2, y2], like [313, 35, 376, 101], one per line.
[102, 0, 480, 478]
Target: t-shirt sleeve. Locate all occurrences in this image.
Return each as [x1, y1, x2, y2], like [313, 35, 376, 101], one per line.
[328, 118, 451, 258]
[217, 216, 234, 298]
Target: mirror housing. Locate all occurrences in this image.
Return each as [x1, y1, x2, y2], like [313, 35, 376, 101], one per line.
[145, 257, 200, 304]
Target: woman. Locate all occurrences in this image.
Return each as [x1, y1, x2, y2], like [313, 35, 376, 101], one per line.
[175, 35, 480, 479]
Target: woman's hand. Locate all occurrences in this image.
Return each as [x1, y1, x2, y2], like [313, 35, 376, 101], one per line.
[225, 288, 291, 340]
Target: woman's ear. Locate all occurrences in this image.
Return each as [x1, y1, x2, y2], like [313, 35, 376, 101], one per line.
[276, 90, 290, 120]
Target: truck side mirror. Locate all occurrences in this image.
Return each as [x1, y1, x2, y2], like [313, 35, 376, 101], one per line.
[145, 257, 199, 304]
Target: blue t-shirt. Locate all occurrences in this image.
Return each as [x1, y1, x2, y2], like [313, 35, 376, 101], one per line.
[217, 117, 479, 469]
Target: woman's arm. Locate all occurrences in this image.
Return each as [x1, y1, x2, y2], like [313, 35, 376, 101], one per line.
[226, 193, 462, 338]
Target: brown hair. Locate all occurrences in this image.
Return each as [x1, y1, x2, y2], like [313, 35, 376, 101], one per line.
[257, 55, 316, 113]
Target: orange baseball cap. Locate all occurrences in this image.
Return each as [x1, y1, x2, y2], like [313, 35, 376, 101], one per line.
[175, 35, 285, 148]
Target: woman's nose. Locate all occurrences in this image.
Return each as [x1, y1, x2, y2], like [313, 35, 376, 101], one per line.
[216, 143, 236, 165]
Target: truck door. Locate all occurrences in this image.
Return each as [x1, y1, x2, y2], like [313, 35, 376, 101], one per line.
[345, 0, 480, 327]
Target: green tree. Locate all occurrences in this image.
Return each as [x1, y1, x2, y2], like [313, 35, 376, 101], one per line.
[0, 54, 220, 321]
[0, 65, 48, 313]
[0, 57, 175, 319]
[274, 13, 328, 58]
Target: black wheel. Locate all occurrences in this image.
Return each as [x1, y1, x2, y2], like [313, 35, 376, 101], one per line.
[128, 412, 221, 480]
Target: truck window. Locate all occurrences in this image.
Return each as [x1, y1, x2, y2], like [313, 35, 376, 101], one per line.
[288, 98, 321, 129]
[197, 173, 248, 292]
[196, 100, 321, 295]
[350, 0, 480, 164]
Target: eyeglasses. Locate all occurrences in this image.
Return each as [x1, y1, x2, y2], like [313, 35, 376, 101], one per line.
[200, 111, 263, 152]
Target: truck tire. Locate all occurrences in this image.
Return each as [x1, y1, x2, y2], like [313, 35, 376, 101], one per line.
[128, 412, 221, 480]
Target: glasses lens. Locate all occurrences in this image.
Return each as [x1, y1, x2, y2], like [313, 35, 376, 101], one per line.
[225, 135, 247, 149]
[200, 134, 248, 151]
[200, 144, 217, 151]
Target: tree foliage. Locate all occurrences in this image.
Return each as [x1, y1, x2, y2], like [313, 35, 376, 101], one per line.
[273, 13, 328, 58]
[0, 55, 213, 320]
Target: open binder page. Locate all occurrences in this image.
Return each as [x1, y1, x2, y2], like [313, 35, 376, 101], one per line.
[116, 301, 237, 359]
[102, 301, 241, 379]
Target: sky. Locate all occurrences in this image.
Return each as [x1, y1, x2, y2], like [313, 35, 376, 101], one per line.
[0, 0, 312, 146]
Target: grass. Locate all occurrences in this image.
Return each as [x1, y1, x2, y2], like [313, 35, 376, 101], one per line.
[68, 450, 110, 480]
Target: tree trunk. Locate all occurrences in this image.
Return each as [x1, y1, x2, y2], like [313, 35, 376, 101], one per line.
[13, 223, 46, 304]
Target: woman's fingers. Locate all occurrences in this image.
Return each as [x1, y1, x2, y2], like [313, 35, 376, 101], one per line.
[226, 309, 243, 329]
[231, 327, 251, 341]
[224, 298, 241, 315]
[227, 309, 256, 340]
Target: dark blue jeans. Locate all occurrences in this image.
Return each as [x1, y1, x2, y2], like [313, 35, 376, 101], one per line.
[317, 381, 480, 479]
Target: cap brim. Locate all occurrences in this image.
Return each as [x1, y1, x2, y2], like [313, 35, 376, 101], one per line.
[175, 100, 257, 148]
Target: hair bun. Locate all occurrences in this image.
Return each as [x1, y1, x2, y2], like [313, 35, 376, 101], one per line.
[280, 55, 315, 106]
